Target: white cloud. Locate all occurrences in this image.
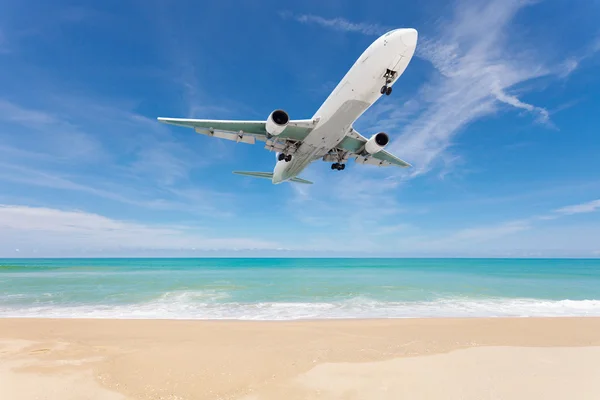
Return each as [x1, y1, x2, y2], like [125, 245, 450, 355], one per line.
[0, 99, 105, 162]
[283, 1, 572, 178]
[558, 58, 580, 78]
[0, 162, 235, 218]
[555, 199, 600, 215]
[556, 36, 600, 78]
[273, 2, 600, 257]
[279, 12, 392, 36]
[436, 220, 532, 244]
[0, 99, 60, 126]
[0, 96, 237, 216]
[2, 192, 597, 257]
[491, 85, 551, 125]
[0, 204, 278, 255]
[421, 197, 600, 253]
[389, 0, 554, 176]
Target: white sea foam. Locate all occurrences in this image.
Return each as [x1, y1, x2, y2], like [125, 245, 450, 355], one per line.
[2, 290, 600, 320]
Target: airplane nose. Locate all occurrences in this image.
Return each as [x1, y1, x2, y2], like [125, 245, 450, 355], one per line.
[400, 28, 418, 47]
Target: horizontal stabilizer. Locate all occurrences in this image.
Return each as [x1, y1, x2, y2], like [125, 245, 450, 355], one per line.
[290, 177, 313, 184]
[232, 171, 273, 180]
[232, 171, 313, 184]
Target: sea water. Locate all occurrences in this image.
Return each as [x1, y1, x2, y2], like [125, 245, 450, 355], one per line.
[1, 258, 600, 320]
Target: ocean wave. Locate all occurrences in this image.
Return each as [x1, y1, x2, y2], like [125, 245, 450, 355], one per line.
[2, 293, 600, 320]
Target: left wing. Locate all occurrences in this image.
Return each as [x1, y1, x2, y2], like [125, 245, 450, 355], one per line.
[336, 130, 412, 168]
[157, 117, 316, 143]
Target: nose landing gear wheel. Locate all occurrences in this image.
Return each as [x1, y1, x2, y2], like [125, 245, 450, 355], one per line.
[278, 153, 285, 161]
[285, 155, 292, 162]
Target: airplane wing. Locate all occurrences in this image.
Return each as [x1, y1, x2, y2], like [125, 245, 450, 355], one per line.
[157, 117, 316, 144]
[336, 130, 412, 168]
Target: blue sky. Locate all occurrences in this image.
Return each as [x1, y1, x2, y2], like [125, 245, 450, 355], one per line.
[1, 0, 599, 257]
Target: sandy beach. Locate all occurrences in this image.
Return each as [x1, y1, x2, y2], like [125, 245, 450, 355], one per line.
[1, 318, 599, 399]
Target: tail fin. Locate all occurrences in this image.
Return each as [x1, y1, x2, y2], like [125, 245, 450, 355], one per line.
[232, 171, 313, 184]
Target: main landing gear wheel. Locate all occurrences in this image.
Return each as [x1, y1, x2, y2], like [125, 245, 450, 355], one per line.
[331, 163, 345, 171]
[278, 153, 292, 162]
[380, 85, 393, 96]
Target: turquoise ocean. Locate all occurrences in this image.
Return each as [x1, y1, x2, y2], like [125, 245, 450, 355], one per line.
[2, 258, 600, 320]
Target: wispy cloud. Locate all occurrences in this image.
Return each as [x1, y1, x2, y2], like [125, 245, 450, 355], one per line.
[279, 12, 392, 36]
[283, 1, 580, 178]
[370, 196, 600, 255]
[440, 197, 600, 246]
[391, 0, 555, 176]
[0, 158, 235, 218]
[0, 204, 278, 256]
[0, 99, 106, 162]
[555, 199, 600, 215]
[557, 36, 600, 78]
[144, 3, 257, 120]
[0, 99, 60, 126]
[491, 85, 551, 125]
[275, 2, 600, 257]
[0, 97, 235, 217]
[437, 219, 532, 245]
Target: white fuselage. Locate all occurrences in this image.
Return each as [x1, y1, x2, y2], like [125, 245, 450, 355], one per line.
[271, 28, 418, 184]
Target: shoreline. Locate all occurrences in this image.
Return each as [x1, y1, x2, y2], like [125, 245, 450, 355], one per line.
[2, 314, 600, 320]
[2, 314, 600, 322]
[2, 317, 600, 399]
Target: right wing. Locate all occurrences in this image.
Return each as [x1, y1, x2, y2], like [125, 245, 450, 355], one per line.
[336, 130, 412, 168]
[157, 117, 316, 144]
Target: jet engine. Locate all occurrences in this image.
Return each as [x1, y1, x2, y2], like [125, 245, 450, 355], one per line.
[265, 109, 289, 136]
[364, 132, 389, 154]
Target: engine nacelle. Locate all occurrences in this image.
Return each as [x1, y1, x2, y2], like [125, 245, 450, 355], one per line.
[364, 132, 389, 154]
[265, 109, 289, 136]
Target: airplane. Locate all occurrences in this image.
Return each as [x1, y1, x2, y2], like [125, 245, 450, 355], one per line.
[157, 28, 418, 185]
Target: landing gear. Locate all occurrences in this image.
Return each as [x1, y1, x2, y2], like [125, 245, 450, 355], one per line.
[331, 163, 345, 171]
[381, 69, 396, 96]
[278, 153, 292, 162]
[380, 86, 393, 95]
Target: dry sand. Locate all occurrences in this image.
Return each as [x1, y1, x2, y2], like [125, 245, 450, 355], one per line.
[1, 318, 600, 399]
